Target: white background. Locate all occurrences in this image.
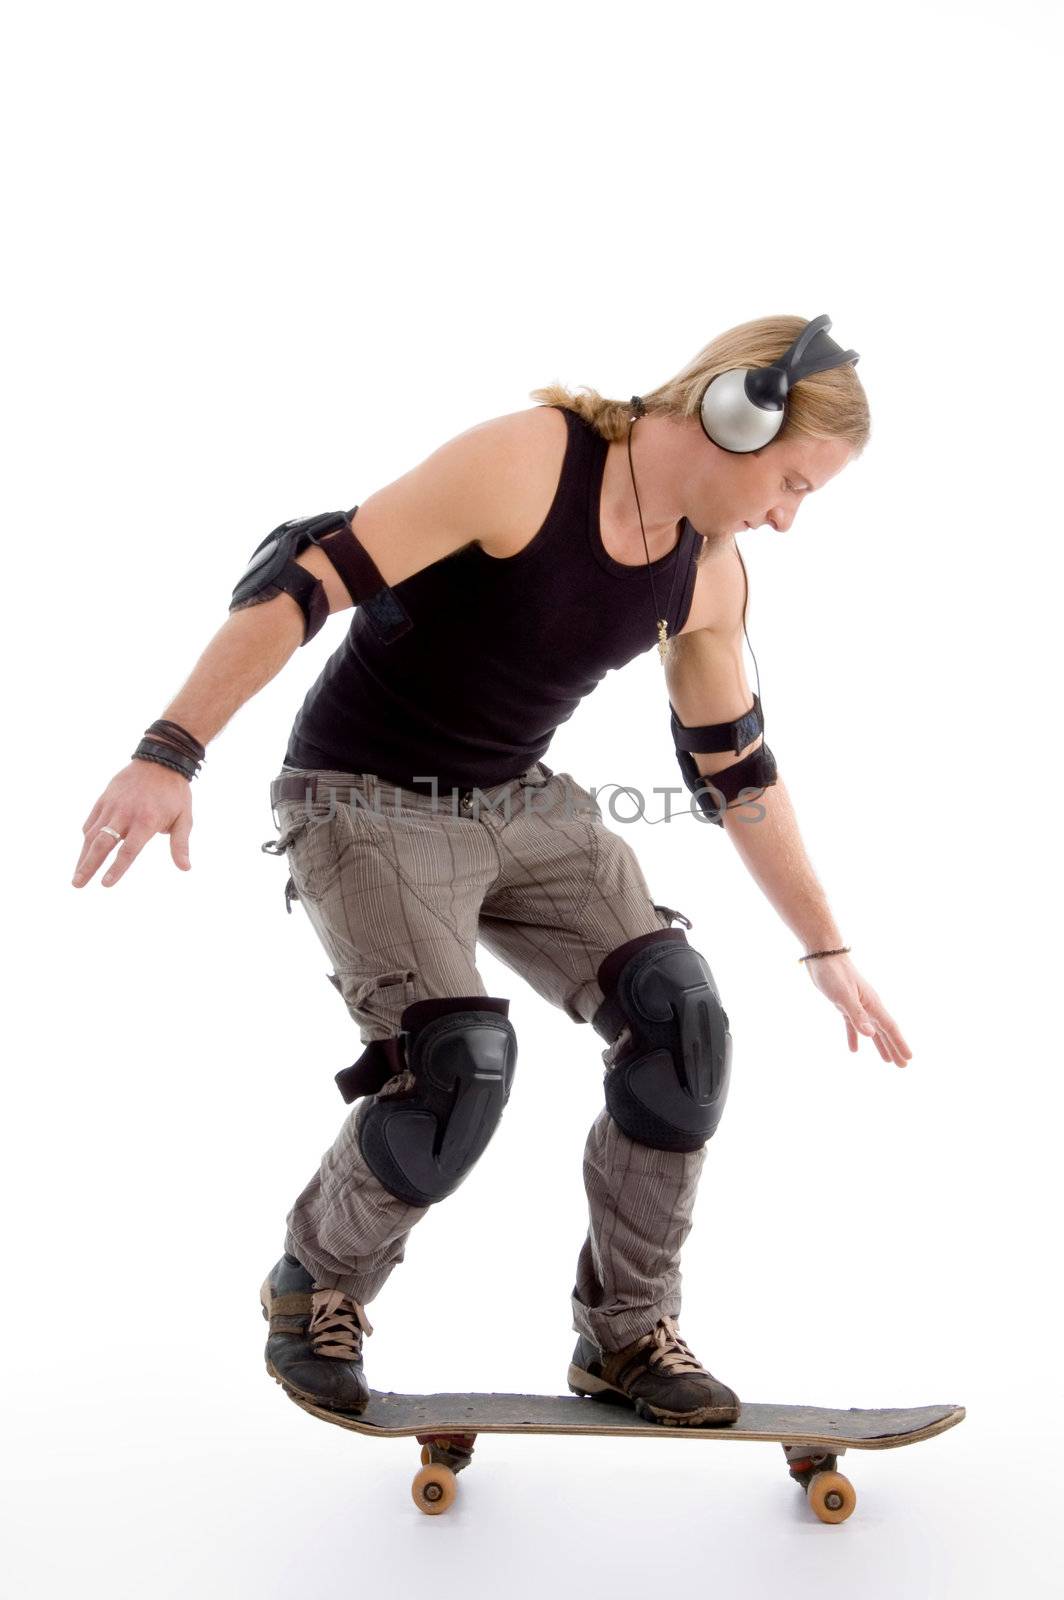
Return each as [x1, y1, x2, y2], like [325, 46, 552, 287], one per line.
[3, 1, 1061, 1595]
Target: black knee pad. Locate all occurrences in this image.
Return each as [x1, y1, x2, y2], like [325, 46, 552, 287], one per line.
[592, 929, 732, 1153]
[356, 996, 518, 1207]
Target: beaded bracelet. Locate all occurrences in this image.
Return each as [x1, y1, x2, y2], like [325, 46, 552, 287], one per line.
[797, 946, 852, 964]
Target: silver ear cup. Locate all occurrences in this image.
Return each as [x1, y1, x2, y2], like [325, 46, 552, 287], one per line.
[699, 368, 786, 454]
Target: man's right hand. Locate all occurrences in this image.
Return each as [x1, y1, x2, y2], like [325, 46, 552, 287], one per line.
[72, 761, 194, 889]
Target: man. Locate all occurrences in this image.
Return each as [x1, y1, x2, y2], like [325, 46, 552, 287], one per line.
[71, 314, 911, 1430]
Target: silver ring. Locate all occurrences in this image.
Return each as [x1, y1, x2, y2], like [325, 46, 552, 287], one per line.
[99, 825, 124, 843]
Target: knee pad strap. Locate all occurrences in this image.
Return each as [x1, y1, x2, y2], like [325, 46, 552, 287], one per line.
[356, 996, 517, 1207]
[593, 931, 732, 1154]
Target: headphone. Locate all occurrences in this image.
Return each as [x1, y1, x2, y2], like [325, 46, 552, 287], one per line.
[695, 312, 859, 454]
[630, 312, 859, 453]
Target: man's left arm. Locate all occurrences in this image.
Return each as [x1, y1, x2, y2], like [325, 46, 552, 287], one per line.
[664, 623, 912, 1068]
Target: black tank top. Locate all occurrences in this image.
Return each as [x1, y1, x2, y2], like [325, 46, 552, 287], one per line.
[283, 405, 702, 792]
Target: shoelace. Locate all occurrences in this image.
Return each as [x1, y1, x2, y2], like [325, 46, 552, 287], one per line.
[308, 1288, 374, 1361]
[624, 1315, 708, 1378]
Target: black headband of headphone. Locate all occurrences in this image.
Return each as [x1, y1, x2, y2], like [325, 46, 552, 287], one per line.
[744, 314, 859, 411]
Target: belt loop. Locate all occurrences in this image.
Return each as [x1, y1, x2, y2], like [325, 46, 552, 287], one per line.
[652, 902, 693, 930]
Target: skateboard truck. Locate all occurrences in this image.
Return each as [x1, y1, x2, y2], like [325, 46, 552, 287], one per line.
[782, 1443, 855, 1523]
[413, 1433, 478, 1511]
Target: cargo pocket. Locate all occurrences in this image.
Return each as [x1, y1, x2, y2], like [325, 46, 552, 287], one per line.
[328, 967, 418, 1037]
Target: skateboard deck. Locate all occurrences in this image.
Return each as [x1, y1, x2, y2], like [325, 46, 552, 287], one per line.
[282, 1388, 966, 1521]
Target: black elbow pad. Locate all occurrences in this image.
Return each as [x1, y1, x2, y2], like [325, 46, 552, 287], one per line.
[229, 506, 412, 646]
[670, 695, 778, 825]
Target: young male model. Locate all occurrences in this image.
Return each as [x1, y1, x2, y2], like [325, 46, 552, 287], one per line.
[72, 314, 911, 1429]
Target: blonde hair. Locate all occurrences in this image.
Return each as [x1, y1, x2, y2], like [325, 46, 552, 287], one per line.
[529, 313, 870, 455]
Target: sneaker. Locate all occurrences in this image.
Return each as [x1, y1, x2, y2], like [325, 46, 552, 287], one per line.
[260, 1252, 372, 1414]
[567, 1314, 740, 1427]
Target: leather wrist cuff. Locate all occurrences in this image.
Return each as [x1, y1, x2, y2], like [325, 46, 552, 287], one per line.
[132, 738, 199, 780]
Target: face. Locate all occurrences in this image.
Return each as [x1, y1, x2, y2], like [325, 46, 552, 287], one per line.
[699, 433, 854, 536]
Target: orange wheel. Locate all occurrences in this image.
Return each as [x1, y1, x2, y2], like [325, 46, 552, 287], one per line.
[411, 1463, 457, 1515]
[807, 1470, 857, 1524]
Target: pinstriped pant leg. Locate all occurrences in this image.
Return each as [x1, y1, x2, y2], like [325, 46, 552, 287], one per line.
[476, 770, 712, 1353]
[272, 777, 497, 1303]
[570, 1109, 708, 1352]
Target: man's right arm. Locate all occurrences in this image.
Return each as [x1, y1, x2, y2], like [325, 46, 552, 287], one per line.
[158, 405, 554, 746]
[72, 409, 551, 888]
[159, 547, 340, 750]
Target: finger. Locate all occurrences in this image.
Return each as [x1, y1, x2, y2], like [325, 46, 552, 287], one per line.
[885, 1023, 912, 1063]
[74, 827, 113, 879]
[73, 824, 126, 886]
[886, 1031, 911, 1067]
[100, 827, 151, 887]
[873, 1022, 903, 1065]
[81, 800, 104, 837]
[169, 814, 192, 870]
[867, 1003, 912, 1066]
[845, 1016, 858, 1052]
[857, 1012, 891, 1063]
[75, 814, 108, 876]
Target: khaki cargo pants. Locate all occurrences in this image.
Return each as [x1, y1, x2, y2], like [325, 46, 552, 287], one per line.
[264, 759, 712, 1354]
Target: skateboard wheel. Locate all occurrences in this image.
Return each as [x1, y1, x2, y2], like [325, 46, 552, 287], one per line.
[411, 1463, 458, 1515]
[807, 1470, 857, 1524]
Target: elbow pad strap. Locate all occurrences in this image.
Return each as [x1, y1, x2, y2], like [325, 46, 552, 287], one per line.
[677, 742, 779, 826]
[229, 506, 412, 646]
[669, 694, 764, 756]
[317, 507, 413, 644]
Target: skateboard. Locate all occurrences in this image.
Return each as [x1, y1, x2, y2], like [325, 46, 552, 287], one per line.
[280, 1387, 966, 1521]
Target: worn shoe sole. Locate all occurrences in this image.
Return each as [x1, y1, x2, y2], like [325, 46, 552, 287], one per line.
[567, 1358, 741, 1427]
[259, 1280, 369, 1416]
[262, 1351, 370, 1415]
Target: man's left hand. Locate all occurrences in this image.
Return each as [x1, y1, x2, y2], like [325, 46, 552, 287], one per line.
[802, 953, 912, 1067]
